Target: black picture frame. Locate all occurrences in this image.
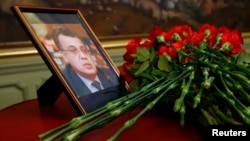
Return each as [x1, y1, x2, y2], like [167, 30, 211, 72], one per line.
[11, 5, 129, 115]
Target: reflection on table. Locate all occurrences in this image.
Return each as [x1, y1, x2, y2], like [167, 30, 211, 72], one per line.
[0, 93, 203, 141]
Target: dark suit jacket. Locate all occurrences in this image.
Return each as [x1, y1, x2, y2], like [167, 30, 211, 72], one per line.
[63, 64, 120, 112]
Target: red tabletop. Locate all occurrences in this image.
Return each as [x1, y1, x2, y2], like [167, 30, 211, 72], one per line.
[0, 93, 203, 141]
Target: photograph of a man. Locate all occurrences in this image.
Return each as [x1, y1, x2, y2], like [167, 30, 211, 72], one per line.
[52, 26, 119, 112]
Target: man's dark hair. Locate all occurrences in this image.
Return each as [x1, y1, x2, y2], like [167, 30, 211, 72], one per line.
[52, 26, 80, 50]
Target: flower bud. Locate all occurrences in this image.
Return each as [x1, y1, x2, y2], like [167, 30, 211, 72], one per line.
[204, 29, 211, 37]
[172, 33, 182, 41]
[220, 42, 232, 52]
[155, 35, 165, 43]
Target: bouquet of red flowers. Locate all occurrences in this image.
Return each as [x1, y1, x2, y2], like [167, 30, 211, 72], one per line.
[122, 23, 250, 126]
[39, 23, 250, 141]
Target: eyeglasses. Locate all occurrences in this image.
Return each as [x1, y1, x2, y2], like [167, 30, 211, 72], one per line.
[61, 46, 90, 55]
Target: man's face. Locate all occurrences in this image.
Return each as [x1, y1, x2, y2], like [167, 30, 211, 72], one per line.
[58, 34, 97, 79]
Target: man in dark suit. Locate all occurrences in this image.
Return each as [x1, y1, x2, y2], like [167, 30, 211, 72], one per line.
[52, 26, 120, 112]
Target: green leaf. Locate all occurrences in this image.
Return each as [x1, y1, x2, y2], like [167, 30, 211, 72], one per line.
[134, 61, 150, 76]
[149, 48, 156, 62]
[137, 72, 156, 81]
[137, 48, 150, 62]
[151, 69, 168, 77]
[129, 79, 139, 92]
[158, 56, 171, 72]
[236, 52, 250, 64]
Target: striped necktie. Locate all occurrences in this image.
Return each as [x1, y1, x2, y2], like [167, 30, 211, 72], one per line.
[91, 81, 102, 90]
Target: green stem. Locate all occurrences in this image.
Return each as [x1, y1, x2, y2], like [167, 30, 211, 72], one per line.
[179, 102, 186, 126]
[43, 127, 72, 141]
[213, 84, 250, 124]
[108, 83, 178, 141]
[200, 108, 217, 125]
[207, 106, 222, 125]
[219, 73, 248, 111]
[193, 85, 204, 109]
[211, 105, 242, 125]
[39, 77, 168, 140]
[234, 64, 250, 77]
[224, 75, 250, 104]
[174, 70, 195, 112]
[61, 66, 195, 140]
[63, 103, 135, 141]
[230, 72, 250, 86]
[38, 122, 70, 140]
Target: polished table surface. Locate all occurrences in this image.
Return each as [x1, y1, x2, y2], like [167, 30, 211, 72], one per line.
[0, 93, 203, 141]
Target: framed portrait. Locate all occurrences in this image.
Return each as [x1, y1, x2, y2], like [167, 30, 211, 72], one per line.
[11, 5, 129, 114]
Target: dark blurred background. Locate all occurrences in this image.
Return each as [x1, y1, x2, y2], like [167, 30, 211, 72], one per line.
[0, 0, 249, 43]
